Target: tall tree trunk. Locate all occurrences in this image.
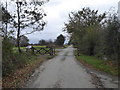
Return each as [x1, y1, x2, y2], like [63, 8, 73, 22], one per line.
[4, 1, 8, 39]
[88, 43, 95, 56]
[16, 2, 21, 53]
[5, 22, 7, 39]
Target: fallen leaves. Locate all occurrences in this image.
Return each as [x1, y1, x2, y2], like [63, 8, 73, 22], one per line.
[2, 57, 46, 88]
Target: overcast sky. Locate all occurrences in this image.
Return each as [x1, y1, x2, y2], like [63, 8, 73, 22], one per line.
[26, 0, 119, 44]
[2, 0, 120, 44]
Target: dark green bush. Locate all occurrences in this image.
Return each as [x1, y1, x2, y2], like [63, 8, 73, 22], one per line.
[2, 39, 36, 76]
[2, 38, 15, 76]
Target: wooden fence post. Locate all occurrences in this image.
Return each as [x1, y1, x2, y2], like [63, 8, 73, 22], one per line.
[77, 48, 80, 56]
[53, 47, 55, 55]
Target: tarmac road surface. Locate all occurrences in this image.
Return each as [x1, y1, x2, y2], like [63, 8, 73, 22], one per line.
[25, 45, 118, 88]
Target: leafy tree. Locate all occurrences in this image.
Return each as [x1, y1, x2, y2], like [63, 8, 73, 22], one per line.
[55, 34, 65, 46]
[64, 7, 106, 55]
[47, 39, 54, 45]
[9, 35, 29, 47]
[9, 36, 17, 46]
[38, 39, 54, 46]
[0, 4, 13, 39]
[2, 38, 14, 76]
[1, 3, 14, 76]
[104, 14, 120, 61]
[38, 39, 46, 45]
[20, 35, 29, 47]
[10, 1, 49, 52]
[38, 39, 47, 45]
[1, 4, 14, 66]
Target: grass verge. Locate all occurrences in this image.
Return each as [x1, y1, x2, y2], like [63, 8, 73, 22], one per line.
[75, 51, 119, 76]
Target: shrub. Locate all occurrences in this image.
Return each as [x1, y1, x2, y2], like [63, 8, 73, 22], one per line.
[2, 38, 14, 76]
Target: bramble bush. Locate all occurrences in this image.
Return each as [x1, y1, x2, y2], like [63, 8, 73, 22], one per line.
[2, 38, 36, 76]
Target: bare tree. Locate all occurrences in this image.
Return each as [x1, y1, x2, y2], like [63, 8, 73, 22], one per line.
[0, 2, 13, 39]
[12, 0, 49, 52]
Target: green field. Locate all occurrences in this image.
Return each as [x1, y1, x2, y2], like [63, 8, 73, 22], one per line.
[13, 45, 46, 49]
[3, 45, 64, 87]
[75, 51, 119, 76]
[13, 46, 46, 52]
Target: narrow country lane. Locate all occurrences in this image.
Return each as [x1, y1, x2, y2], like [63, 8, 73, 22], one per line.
[25, 45, 95, 88]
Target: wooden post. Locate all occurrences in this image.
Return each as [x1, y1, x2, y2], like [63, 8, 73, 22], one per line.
[51, 47, 53, 56]
[53, 47, 55, 55]
[26, 48, 28, 52]
[31, 47, 35, 54]
[77, 48, 80, 56]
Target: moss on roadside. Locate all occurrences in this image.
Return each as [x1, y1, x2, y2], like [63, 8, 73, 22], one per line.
[75, 50, 119, 76]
